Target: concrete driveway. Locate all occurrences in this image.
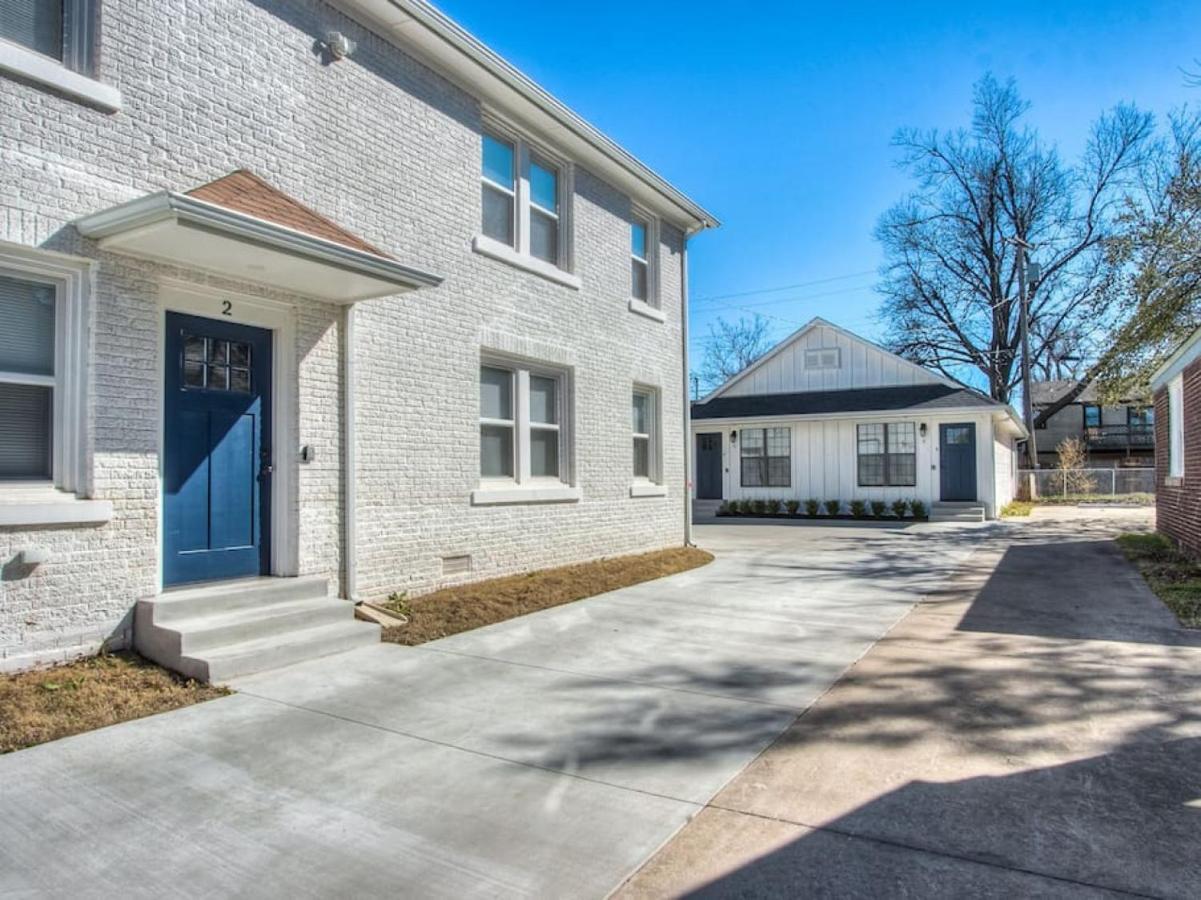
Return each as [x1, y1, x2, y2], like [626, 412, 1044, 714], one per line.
[623, 507, 1201, 899]
[0, 520, 988, 898]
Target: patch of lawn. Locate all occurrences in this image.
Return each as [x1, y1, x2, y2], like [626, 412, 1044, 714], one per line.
[383, 546, 715, 645]
[1001, 500, 1034, 517]
[0, 651, 228, 754]
[1116, 532, 1201, 629]
[1036, 492, 1155, 506]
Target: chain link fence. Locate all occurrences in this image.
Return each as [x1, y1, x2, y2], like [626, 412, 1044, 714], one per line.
[1018, 467, 1155, 499]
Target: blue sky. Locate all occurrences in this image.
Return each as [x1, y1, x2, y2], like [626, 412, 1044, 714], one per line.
[438, 0, 1201, 366]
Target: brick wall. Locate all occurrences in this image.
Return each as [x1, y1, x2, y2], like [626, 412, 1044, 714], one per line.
[1155, 357, 1201, 557]
[0, 0, 688, 666]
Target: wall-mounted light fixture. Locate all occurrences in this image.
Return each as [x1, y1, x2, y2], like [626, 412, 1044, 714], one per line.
[730, 430, 738, 444]
[919, 422, 928, 438]
[324, 31, 356, 61]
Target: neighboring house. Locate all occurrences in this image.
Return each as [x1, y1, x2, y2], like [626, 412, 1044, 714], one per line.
[690, 319, 1026, 520]
[1151, 328, 1201, 557]
[0, 0, 716, 675]
[1030, 381, 1155, 468]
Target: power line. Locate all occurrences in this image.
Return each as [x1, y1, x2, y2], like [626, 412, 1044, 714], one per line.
[691, 269, 877, 305]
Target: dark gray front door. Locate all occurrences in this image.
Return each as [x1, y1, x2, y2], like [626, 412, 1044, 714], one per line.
[696, 432, 723, 499]
[939, 423, 977, 502]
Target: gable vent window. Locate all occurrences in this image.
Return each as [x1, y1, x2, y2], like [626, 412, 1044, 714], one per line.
[804, 348, 841, 370]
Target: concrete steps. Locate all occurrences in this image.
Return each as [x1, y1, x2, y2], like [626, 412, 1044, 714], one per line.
[693, 499, 723, 520]
[930, 502, 987, 523]
[134, 576, 380, 683]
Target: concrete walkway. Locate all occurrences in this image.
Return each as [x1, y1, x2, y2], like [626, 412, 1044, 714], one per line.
[0, 519, 986, 899]
[621, 506, 1201, 899]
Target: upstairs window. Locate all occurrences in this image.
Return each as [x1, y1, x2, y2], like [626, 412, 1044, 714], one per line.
[481, 134, 517, 247]
[857, 422, 916, 487]
[0, 273, 55, 479]
[1127, 406, 1154, 430]
[478, 129, 572, 274]
[1083, 404, 1102, 429]
[528, 156, 559, 264]
[1, 0, 95, 74]
[631, 219, 649, 302]
[741, 427, 790, 487]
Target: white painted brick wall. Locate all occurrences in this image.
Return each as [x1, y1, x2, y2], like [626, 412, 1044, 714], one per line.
[0, 0, 688, 665]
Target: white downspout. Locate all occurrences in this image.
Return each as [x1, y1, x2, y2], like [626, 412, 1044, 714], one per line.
[344, 303, 359, 602]
[681, 235, 694, 547]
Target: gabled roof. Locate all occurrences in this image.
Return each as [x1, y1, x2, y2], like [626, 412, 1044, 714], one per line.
[702, 317, 958, 402]
[186, 170, 389, 258]
[691, 384, 1000, 420]
[1030, 380, 1149, 406]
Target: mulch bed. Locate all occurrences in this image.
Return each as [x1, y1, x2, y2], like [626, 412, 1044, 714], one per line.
[0, 651, 228, 754]
[383, 546, 714, 646]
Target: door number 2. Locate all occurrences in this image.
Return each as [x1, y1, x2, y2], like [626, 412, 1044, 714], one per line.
[221, 300, 232, 316]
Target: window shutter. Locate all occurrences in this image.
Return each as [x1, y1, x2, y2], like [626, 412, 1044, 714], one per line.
[0, 0, 64, 60]
[0, 383, 52, 478]
[0, 274, 56, 376]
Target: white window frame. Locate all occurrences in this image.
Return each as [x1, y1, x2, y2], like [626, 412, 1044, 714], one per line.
[0, 0, 121, 111]
[804, 347, 841, 370]
[0, 242, 97, 511]
[473, 116, 579, 290]
[474, 354, 577, 505]
[628, 211, 661, 313]
[632, 384, 661, 482]
[1169, 375, 1185, 479]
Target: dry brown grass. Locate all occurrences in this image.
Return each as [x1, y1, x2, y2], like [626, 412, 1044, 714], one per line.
[0, 651, 228, 754]
[384, 546, 714, 646]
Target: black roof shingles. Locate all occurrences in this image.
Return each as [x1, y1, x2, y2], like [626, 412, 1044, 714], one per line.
[691, 384, 998, 420]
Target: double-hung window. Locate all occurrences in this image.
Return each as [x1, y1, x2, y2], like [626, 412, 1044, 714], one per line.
[632, 387, 657, 481]
[478, 129, 573, 279]
[631, 219, 649, 302]
[0, 273, 55, 479]
[1082, 404, 1102, 430]
[740, 427, 790, 487]
[1, 0, 92, 72]
[857, 423, 917, 487]
[479, 360, 570, 487]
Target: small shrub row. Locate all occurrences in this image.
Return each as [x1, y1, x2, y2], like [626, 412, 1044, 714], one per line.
[718, 498, 929, 520]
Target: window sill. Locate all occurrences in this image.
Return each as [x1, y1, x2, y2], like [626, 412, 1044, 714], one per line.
[1165, 475, 1184, 487]
[0, 40, 121, 111]
[628, 298, 665, 322]
[630, 482, 667, 498]
[0, 484, 112, 527]
[471, 484, 582, 506]
[472, 235, 581, 290]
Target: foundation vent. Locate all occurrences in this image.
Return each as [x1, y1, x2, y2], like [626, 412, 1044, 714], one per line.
[441, 554, 472, 576]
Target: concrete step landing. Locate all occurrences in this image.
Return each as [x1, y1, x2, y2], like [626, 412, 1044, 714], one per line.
[134, 576, 380, 683]
[930, 502, 987, 523]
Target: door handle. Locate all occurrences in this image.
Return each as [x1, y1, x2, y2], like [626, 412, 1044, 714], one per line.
[260, 464, 274, 477]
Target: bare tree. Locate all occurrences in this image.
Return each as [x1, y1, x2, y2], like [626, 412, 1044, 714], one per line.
[697, 315, 773, 394]
[876, 75, 1153, 404]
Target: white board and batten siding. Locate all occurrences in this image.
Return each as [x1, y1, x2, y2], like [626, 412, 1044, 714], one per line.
[720, 322, 946, 397]
[702, 413, 1002, 516]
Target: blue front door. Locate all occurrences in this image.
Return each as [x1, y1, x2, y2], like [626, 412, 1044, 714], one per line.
[164, 312, 272, 586]
[939, 422, 977, 502]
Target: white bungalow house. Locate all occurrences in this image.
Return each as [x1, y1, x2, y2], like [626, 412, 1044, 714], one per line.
[690, 319, 1026, 520]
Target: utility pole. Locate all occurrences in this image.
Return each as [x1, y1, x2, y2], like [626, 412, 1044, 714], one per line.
[1007, 235, 1039, 469]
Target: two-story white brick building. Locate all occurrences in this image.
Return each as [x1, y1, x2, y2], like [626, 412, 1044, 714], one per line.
[0, 0, 716, 676]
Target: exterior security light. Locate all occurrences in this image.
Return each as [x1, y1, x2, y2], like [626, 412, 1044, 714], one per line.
[325, 31, 356, 61]
[920, 422, 928, 438]
[730, 430, 738, 444]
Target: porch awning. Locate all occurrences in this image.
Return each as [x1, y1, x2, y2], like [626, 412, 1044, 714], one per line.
[75, 170, 442, 303]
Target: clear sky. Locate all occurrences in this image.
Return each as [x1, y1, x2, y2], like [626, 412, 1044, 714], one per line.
[437, 0, 1200, 364]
